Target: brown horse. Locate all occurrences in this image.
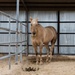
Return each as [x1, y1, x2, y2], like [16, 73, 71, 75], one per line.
[30, 17, 57, 64]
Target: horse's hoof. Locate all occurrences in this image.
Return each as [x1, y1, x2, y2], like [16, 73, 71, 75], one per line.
[36, 61, 39, 65]
[46, 59, 49, 62]
[40, 62, 43, 65]
[48, 60, 51, 63]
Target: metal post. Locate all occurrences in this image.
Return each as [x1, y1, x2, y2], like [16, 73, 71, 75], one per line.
[25, 24, 27, 49]
[57, 11, 60, 54]
[26, 11, 29, 56]
[20, 23, 22, 62]
[15, 0, 19, 64]
[8, 17, 11, 69]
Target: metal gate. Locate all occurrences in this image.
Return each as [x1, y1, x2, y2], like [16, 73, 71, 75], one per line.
[0, 11, 27, 69]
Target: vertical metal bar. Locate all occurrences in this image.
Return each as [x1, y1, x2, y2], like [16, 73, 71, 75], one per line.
[57, 11, 60, 54]
[8, 17, 11, 69]
[25, 24, 27, 48]
[20, 23, 22, 62]
[15, 0, 19, 64]
[26, 11, 29, 56]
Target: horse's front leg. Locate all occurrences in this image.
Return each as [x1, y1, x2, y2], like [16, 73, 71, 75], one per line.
[33, 46, 39, 64]
[39, 45, 43, 65]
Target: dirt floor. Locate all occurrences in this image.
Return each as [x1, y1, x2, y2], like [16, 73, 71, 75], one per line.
[0, 54, 75, 75]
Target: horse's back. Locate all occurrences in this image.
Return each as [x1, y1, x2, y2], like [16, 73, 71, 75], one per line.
[45, 26, 56, 32]
[45, 26, 57, 41]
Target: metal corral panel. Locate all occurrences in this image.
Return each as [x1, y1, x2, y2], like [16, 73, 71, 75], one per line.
[0, 10, 26, 53]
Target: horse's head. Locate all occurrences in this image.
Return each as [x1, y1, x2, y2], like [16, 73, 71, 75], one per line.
[30, 17, 38, 36]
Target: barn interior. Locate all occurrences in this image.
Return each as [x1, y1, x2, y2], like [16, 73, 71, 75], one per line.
[0, 0, 75, 54]
[0, 0, 75, 71]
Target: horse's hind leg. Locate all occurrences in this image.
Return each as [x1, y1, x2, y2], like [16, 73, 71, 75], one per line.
[49, 40, 56, 62]
[45, 44, 50, 62]
[39, 45, 43, 65]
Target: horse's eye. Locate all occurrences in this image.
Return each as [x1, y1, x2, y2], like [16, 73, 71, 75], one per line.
[31, 24, 32, 26]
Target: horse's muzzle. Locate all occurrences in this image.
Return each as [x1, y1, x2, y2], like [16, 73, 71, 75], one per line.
[32, 32, 36, 36]
[33, 32, 36, 35]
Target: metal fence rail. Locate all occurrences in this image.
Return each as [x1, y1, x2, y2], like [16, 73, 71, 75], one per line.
[0, 11, 27, 69]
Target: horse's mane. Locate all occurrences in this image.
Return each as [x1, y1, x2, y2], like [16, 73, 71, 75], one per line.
[37, 23, 43, 28]
[38, 23, 41, 26]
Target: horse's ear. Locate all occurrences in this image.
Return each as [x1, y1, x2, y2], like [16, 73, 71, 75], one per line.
[30, 17, 33, 22]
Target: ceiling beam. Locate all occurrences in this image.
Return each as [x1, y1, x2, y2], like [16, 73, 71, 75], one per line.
[24, 2, 75, 4]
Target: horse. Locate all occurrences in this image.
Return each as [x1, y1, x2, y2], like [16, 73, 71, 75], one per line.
[30, 17, 57, 64]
